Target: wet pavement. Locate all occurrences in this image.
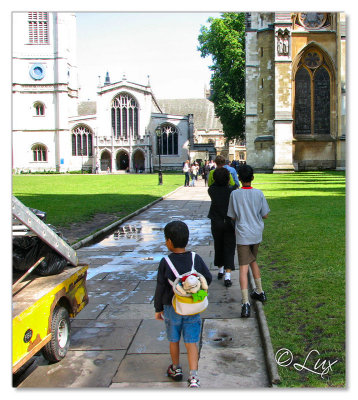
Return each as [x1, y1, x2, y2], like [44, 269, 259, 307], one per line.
[15, 178, 270, 389]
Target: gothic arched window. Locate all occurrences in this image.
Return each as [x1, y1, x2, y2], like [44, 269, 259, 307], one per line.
[32, 144, 47, 161]
[294, 49, 331, 135]
[33, 102, 45, 116]
[72, 125, 93, 156]
[157, 124, 178, 155]
[111, 93, 139, 139]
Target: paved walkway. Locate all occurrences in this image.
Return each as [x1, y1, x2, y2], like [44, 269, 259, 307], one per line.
[16, 179, 270, 388]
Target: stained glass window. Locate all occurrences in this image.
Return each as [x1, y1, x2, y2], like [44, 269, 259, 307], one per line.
[72, 126, 93, 156]
[295, 68, 311, 134]
[157, 125, 179, 155]
[294, 50, 331, 136]
[111, 93, 139, 138]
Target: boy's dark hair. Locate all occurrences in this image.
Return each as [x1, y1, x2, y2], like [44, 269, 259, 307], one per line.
[164, 220, 189, 248]
[213, 167, 230, 186]
[214, 155, 225, 166]
[238, 164, 254, 182]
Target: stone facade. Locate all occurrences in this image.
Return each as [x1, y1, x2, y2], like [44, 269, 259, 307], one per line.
[245, 12, 346, 172]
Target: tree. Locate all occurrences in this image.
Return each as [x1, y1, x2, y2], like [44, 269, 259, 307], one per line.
[198, 13, 246, 141]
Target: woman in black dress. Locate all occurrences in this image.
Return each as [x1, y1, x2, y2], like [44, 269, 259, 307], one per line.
[207, 167, 236, 287]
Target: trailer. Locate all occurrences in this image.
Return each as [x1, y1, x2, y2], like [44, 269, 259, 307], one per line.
[12, 196, 89, 374]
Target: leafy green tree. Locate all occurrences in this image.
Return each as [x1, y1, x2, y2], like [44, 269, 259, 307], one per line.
[198, 13, 246, 141]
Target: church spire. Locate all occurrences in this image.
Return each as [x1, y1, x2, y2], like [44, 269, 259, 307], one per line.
[104, 71, 111, 85]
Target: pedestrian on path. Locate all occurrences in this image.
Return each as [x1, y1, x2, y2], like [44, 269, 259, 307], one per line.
[224, 160, 240, 188]
[207, 155, 237, 188]
[154, 221, 212, 388]
[227, 164, 270, 318]
[202, 160, 210, 186]
[208, 167, 236, 287]
[183, 160, 190, 187]
[190, 163, 198, 187]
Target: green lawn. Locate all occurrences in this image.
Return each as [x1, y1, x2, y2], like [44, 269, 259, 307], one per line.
[254, 171, 345, 387]
[12, 173, 184, 226]
[12, 170, 346, 387]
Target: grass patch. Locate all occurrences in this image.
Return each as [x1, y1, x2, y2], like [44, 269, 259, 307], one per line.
[255, 171, 345, 387]
[12, 173, 184, 226]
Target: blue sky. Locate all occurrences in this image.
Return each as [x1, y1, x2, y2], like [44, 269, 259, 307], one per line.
[76, 12, 221, 100]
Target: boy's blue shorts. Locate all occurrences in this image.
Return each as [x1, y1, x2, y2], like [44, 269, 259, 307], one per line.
[163, 305, 201, 343]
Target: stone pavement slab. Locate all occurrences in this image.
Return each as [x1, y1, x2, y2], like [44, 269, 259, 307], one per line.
[199, 318, 269, 388]
[128, 319, 190, 354]
[111, 354, 190, 384]
[70, 320, 140, 350]
[16, 350, 126, 388]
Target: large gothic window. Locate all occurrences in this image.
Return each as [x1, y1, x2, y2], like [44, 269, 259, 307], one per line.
[157, 124, 178, 155]
[111, 93, 139, 139]
[294, 49, 331, 135]
[72, 125, 93, 156]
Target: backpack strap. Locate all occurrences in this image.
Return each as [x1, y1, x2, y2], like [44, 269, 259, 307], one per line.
[164, 256, 180, 278]
[165, 252, 196, 287]
[190, 252, 196, 273]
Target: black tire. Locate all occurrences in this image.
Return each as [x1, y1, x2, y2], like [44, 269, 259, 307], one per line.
[42, 306, 71, 363]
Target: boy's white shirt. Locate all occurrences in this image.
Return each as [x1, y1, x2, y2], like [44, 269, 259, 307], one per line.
[227, 188, 270, 245]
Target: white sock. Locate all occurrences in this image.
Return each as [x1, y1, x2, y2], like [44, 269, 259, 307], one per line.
[254, 278, 263, 293]
[224, 272, 231, 280]
[218, 267, 224, 274]
[242, 288, 249, 304]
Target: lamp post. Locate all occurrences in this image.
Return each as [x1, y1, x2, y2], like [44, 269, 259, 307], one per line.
[155, 126, 163, 185]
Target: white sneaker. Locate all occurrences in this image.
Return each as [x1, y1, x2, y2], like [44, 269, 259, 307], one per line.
[188, 376, 200, 388]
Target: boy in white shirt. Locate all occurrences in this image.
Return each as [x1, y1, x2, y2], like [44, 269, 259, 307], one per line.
[227, 164, 270, 317]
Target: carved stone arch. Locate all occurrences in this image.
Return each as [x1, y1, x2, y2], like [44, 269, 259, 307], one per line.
[132, 148, 145, 172]
[111, 91, 140, 106]
[99, 149, 112, 172]
[115, 148, 129, 171]
[292, 42, 336, 81]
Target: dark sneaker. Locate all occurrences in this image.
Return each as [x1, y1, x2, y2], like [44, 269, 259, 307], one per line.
[241, 303, 250, 318]
[224, 279, 232, 287]
[188, 376, 200, 388]
[217, 272, 224, 280]
[250, 290, 267, 303]
[167, 364, 183, 381]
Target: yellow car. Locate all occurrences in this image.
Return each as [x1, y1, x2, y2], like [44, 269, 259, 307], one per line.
[12, 264, 88, 373]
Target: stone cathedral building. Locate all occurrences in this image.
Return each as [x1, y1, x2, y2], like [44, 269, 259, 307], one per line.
[12, 12, 346, 174]
[11, 12, 226, 174]
[245, 12, 346, 172]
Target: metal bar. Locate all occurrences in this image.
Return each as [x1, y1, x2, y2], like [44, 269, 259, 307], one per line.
[12, 257, 45, 292]
[12, 196, 78, 266]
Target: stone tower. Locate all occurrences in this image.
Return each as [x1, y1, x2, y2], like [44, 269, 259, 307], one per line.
[12, 12, 79, 172]
[245, 12, 346, 172]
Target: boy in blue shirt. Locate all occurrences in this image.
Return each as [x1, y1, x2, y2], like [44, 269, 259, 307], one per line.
[154, 221, 212, 387]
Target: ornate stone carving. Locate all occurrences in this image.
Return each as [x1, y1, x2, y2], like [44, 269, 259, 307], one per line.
[276, 29, 290, 56]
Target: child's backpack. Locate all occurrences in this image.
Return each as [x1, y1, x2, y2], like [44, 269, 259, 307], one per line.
[165, 252, 209, 316]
